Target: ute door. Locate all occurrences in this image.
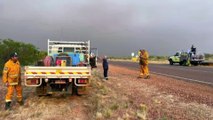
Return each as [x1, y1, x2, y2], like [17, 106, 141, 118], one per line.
[173, 52, 180, 62]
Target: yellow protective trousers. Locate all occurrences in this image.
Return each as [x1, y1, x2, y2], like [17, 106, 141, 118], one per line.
[5, 85, 22, 102]
[139, 64, 149, 77]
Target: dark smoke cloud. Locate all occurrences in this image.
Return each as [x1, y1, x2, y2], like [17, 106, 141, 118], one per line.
[0, 0, 213, 56]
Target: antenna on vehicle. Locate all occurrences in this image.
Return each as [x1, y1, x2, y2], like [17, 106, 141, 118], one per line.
[60, 27, 63, 41]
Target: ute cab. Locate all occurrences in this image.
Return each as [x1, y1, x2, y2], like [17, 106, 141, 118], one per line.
[168, 51, 181, 65]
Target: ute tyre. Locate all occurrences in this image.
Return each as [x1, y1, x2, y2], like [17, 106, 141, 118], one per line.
[182, 60, 187, 66]
[36, 82, 48, 96]
[36, 86, 47, 96]
[169, 59, 173, 65]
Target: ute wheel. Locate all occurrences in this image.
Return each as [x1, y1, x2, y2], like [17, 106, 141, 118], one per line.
[36, 86, 47, 96]
[192, 62, 198, 66]
[179, 61, 183, 65]
[182, 60, 187, 66]
[169, 59, 173, 65]
[36, 82, 48, 96]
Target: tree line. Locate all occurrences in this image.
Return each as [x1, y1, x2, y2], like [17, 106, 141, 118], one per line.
[0, 39, 47, 75]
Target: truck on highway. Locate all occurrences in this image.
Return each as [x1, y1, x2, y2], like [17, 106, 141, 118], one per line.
[24, 39, 91, 96]
[168, 46, 205, 66]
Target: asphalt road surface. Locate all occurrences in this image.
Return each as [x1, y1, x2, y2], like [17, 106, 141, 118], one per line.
[110, 61, 213, 86]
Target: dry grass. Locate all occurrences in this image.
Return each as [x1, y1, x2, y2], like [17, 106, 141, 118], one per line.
[0, 77, 91, 120]
[87, 69, 137, 119]
[0, 95, 90, 120]
[87, 68, 151, 120]
[89, 64, 213, 120]
[1, 64, 213, 120]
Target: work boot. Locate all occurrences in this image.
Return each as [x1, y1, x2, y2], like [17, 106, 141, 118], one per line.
[71, 91, 82, 96]
[144, 75, 150, 79]
[137, 76, 143, 79]
[18, 100, 24, 106]
[76, 87, 82, 96]
[5, 102, 11, 110]
[72, 85, 81, 96]
[76, 93, 82, 96]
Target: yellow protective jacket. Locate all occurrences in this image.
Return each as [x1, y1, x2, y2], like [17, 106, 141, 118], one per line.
[139, 51, 149, 65]
[2, 59, 21, 85]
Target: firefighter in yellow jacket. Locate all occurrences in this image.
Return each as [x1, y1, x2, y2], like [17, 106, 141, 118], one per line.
[3, 52, 23, 110]
[138, 49, 150, 79]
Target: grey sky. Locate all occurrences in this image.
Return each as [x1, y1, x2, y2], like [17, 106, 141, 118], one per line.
[0, 0, 213, 56]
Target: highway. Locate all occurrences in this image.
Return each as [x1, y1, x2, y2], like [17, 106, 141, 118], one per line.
[110, 61, 213, 86]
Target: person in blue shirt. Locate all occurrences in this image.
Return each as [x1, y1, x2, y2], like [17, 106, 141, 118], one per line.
[102, 56, 109, 80]
[72, 53, 80, 66]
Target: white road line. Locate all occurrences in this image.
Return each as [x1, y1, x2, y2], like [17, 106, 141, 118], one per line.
[153, 65, 213, 74]
[151, 71, 213, 86]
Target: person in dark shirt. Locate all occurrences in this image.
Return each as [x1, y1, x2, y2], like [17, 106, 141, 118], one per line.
[102, 56, 109, 80]
[191, 45, 196, 55]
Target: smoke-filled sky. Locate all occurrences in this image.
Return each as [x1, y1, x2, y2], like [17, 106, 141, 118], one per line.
[0, 0, 213, 56]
